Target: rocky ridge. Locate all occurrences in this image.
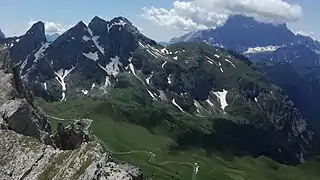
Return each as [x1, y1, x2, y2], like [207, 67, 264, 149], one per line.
[0, 45, 146, 180]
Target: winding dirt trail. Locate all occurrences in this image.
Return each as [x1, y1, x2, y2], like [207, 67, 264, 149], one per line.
[47, 114, 199, 180]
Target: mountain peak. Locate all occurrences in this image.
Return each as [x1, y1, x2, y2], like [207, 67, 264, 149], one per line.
[0, 29, 4, 39]
[61, 21, 89, 37]
[227, 15, 287, 27]
[88, 16, 108, 35]
[27, 21, 45, 34]
[91, 16, 106, 23]
[25, 21, 46, 43]
[171, 15, 295, 52]
[108, 16, 137, 32]
[110, 16, 131, 24]
[75, 21, 87, 28]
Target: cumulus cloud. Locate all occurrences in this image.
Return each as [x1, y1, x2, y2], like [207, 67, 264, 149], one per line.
[142, 0, 302, 31]
[28, 20, 72, 35]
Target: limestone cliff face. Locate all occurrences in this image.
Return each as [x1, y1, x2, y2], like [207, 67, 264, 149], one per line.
[0, 45, 146, 180]
[0, 46, 52, 144]
[0, 130, 144, 180]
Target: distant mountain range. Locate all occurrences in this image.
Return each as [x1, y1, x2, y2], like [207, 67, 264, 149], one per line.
[157, 41, 170, 46]
[171, 15, 320, 66]
[46, 33, 60, 42]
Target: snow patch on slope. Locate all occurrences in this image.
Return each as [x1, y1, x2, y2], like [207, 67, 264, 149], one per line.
[98, 56, 123, 87]
[92, 36, 105, 55]
[206, 56, 214, 64]
[55, 66, 76, 101]
[193, 100, 202, 114]
[218, 62, 224, 72]
[20, 58, 28, 76]
[206, 56, 221, 66]
[108, 19, 127, 32]
[83, 52, 99, 61]
[86, 27, 105, 55]
[213, 89, 228, 110]
[167, 75, 172, 84]
[162, 61, 167, 68]
[244, 45, 281, 54]
[129, 63, 142, 81]
[99, 56, 123, 76]
[146, 73, 152, 85]
[44, 82, 47, 91]
[104, 76, 111, 86]
[206, 99, 215, 107]
[225, 58, 236, 67]
[139, 42, 167, 59]
[160, 48, 170, 54]
[128, 63, 157, 101]
[81, 90, 89, 95]
[172, 99, 184, 112]
[147, 90, 157, 101]
[82, 35, 91, 41]
[34, 43, 50, 62]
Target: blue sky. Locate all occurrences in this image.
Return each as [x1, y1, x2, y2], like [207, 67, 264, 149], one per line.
[0, 0, 319, 41]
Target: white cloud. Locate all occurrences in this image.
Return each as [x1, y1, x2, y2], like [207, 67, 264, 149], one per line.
[295, 31, 316, 40]
[135, 25, 144, 32]
[28, 20, 72, 35]
[142, 0, 302, 31]
[296, 30, 315, 37]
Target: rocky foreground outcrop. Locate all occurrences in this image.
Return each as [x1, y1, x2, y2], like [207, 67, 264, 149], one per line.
[0, 131, 144, 180]
[0, 45, 146, 180]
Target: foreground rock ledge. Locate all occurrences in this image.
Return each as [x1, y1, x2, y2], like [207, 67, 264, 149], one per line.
[0, 130, 145, 180]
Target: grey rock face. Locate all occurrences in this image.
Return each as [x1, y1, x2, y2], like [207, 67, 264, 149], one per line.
[0, 45, 146, 179]
[0, 99, 43, 139]
[0, 130, 144, 180]
[53, 122, 91, 150]
[0, 47, 51, 143]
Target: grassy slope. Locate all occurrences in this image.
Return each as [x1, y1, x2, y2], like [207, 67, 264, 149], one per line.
[38, 98, 320, 180]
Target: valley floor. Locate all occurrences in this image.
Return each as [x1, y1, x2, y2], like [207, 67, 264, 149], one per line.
[39, 99, 320, 180]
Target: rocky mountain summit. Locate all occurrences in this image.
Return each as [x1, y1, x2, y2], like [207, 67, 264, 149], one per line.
[0, 15, 315, 167]
[0, 29, 4, 39]
[0, 45, 146, 180]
